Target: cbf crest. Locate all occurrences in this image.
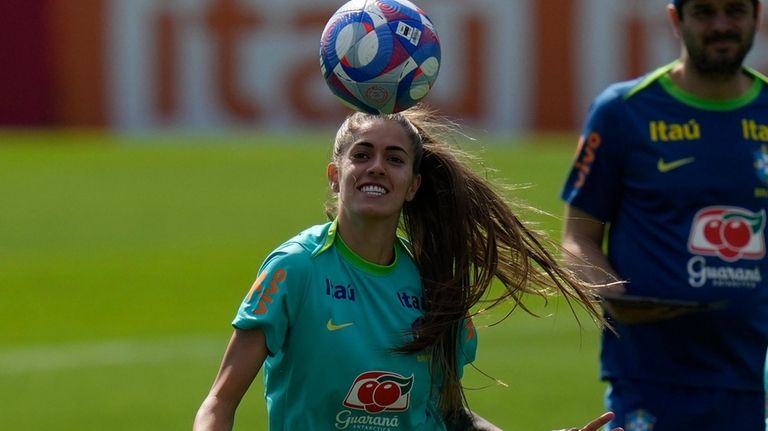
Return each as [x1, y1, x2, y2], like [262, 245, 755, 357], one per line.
[625, 409, 656, 431]
[756, 144, 768, 185]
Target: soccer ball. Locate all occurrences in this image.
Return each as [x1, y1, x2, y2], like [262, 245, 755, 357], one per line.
[319, 0, 441, 114]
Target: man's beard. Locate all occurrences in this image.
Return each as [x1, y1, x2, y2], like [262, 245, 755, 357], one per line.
[683, 29, 755, 78]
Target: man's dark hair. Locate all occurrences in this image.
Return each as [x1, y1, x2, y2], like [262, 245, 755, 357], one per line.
[674, 0, 760, 18]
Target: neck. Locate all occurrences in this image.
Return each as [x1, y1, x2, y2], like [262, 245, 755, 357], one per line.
[336, 214, 398, 265]
[669, 59, 753, 100]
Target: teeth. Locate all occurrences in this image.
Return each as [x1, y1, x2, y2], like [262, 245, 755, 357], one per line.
[360, 185, 386, 196]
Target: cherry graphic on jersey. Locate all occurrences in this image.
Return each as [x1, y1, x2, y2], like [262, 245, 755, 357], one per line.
[373, 382, 401, 407]
[722, 218, 751, 248]
[709, 211, 765, 260]
[357, 380, 399, 413]
[354, 379, 390, 413]
[703, 219, 724, 246]
[364, 402, 386, 413]
[704, 215, 753, 252]
[349, 372, 414, 414]
[357, 381, 377, 405]
[718, 246, 740, 259]
[690, 207, 766, 262]
[709, 217, 751, 259]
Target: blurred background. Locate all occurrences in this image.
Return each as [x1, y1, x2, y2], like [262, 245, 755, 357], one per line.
[7, 0, 768, 132]
[2, 0, 767, 430]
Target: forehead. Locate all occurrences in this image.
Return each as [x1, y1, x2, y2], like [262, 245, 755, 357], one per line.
[351, 119, 411, 147]
[683, 0, 754, 9]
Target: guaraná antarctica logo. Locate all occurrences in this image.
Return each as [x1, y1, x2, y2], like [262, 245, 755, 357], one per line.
[335, 371, 414, 430]
[343, 371, 414, 414]
[688, 206, 766, 262]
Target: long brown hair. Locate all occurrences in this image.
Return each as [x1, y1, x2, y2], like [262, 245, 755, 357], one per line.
[327, 105, 604, 420]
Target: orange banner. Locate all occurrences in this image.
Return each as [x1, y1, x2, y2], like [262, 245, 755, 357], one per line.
[5, 1, 768, 132]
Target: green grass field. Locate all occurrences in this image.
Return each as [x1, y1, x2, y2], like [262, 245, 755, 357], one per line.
[0, 132, 609, 430]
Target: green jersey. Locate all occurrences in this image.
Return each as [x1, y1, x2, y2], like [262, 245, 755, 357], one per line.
[233, 221, 478, 430]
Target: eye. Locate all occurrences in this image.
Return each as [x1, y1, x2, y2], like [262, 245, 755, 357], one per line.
[726, 5, 748, 18]
[388, 155, 406, 165]
[351, 151, 370, 161]
[690, 6, 714, 19]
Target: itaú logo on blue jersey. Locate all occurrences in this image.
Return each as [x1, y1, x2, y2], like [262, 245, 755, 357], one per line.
[649, 119, 701, 142]
[742, 119, 768, 142]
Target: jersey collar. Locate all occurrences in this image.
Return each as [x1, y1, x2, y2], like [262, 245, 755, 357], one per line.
[626, 60, 765, 111]
[313, 219, 403, 276]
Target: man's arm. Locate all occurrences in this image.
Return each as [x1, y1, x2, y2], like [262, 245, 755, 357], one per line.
[562, 205, 624, 295]
[563, 205, 698, 324]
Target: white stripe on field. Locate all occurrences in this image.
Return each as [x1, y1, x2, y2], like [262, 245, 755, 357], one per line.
[0, 335, 228, 374]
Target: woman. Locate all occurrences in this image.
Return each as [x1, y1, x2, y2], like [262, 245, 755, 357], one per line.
[194, 106, 622, 431]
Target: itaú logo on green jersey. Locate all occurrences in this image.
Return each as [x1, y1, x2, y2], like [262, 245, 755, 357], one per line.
[688, 206, 766, 262]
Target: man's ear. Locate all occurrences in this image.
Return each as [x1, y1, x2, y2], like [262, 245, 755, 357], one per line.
[667, 3, 682, 37]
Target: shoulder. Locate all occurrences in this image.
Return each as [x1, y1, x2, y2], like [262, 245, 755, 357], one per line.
[262, 222, 335, 270]
[745, 66, 768, 87]
[593, 63, 675, 109]
[595, 80, 640, 105]
[745, 67, 768, 102]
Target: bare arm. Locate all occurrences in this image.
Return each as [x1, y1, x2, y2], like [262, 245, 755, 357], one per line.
[563, 205, 693, 324]
[562, 205, 625, 296]
[193, 328, 268, 431]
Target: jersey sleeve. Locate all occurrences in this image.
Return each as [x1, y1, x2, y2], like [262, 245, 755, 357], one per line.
[232, 243, 310, 355]
[560, 86, 628, 222]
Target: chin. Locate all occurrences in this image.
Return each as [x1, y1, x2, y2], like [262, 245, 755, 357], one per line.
[354, 206, 401, 220]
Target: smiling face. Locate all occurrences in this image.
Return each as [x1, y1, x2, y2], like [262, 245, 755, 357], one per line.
[673, 0, 759, 76]
[327, 117, 422, 224]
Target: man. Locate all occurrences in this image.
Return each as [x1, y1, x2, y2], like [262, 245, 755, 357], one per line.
[560, 0, 768, 430]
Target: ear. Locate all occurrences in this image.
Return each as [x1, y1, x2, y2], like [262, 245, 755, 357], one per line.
[404, 174, 421, 202]
[667, 3, 682, 37]
[327, 163, 339, 192]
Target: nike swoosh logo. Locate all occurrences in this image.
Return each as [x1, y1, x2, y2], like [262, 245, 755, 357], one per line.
[657, 157, 695, 173]
[326, 319, 354, 331]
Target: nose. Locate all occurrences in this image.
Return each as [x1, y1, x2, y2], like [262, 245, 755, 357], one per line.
[367, 154, 386, 176]
[710, 11, 733, 32]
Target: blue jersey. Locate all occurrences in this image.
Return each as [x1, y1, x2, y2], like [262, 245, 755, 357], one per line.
[765, 351, 768, 429]
[561, 62, 768, 391]
[233, 221, 478, 430]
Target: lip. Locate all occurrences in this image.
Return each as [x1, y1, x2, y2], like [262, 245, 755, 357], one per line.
[357, 183, 389, 196]
[707, 39, 738, 47]
[705, 36, 740, 47]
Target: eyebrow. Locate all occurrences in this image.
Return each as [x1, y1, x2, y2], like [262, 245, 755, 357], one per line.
[352, 141, 410, 155]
